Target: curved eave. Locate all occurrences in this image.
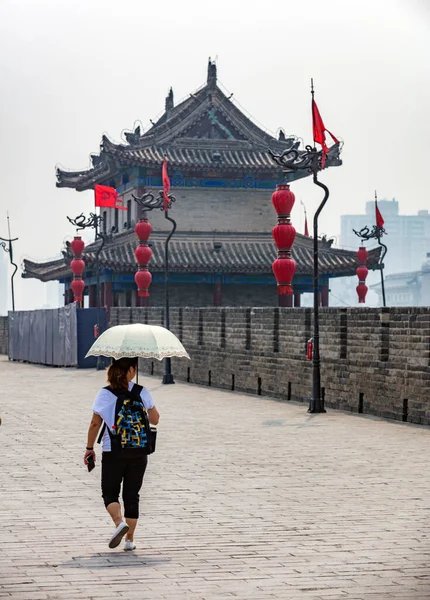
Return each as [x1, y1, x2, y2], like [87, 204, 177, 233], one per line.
[22, 235, 379, 283]
[55, 143, 341, 191]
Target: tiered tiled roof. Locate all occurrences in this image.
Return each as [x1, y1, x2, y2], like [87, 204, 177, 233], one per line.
[56, 60, 342, 191]
[22, 231, 380, 283]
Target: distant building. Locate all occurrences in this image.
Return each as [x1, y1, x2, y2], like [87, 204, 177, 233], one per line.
[371, 253, 430, 306]
[340, 199, 430, 274]
[22, 60, 376, 309]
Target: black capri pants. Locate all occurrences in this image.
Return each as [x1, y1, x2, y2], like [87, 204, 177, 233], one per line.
[101, 452, 148, 519]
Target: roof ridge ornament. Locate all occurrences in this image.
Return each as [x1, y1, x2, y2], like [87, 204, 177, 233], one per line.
[124, 126, 141, 146]
[165, 87, 174, 113]
[207, 58, 217, 90]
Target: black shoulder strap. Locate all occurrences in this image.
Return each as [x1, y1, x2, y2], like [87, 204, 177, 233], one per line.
[97, 386, 124, 445]
[131, 383, 143, 396]
[97, 423, 106, 445]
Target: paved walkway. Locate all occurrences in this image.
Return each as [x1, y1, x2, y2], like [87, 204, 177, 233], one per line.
[1, 357, 430, 599]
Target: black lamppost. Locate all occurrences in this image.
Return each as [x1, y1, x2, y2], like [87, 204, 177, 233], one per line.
[132, 189, 176, 385]
[67, 212, 107, 370]
[0, 215, 18, 312]
[269, 145, 336, 413]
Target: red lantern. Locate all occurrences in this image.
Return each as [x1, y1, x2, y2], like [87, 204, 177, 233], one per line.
[134, 245, 152, 265]
[71, 258, 85, 276]
[272, 257, 296, 295]
[356, 266, 368, 281]
[135, 270, 152, 297]
[272, 184, 295, 216]
[135, 220, 152, 241]
[272, 223, 296, 250]
[357, 246, 368, 265]
[356, 283, 368, 303]
[70, 236, 85, 256]
[71, 279, 85, 302]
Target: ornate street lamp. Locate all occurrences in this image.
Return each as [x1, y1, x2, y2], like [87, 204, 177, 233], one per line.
[132, 188, 176, 385]
[269, 145, 329, 413]
[269, 81, 341, 414]
[0, 215, 18, 311]
[67, 212, 107, 370]
[353, 193, 387, 307]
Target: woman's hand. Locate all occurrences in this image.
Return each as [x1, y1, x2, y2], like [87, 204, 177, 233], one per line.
[84, 449, 96, 465]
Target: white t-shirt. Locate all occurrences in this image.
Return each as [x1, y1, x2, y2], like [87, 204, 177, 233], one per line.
[92, 383, 155, 452]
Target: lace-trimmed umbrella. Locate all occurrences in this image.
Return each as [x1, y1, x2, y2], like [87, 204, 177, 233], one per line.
[85, 323, 190, 361]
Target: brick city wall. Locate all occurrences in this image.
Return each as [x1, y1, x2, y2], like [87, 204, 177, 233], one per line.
[110, 306, 430, 425]
[0, 316, 8, 354]
[143, 283, 279, 308]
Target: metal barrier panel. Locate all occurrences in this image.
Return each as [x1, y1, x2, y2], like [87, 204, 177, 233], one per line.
[8, 304, 79, 367]
[45, 309, 54, 365]
[8, 311, 16, 360]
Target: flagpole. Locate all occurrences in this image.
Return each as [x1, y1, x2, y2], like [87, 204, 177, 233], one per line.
[309, 78, 326, 414]
[95, 216, 106, 370]
[162, 209, 176, 385]
[375, 191, 387, 307]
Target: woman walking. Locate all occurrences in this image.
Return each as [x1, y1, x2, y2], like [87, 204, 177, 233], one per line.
[83, 357, 159, 551]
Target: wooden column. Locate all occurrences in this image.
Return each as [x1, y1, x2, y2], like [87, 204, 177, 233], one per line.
[105, 282, 113, 320]
[100, 282, 105, 307]
[294, 292, 301, 307]
[321, 284, 329, 307]
[278, 295, 293, 307]
[88, 285, 96, 308]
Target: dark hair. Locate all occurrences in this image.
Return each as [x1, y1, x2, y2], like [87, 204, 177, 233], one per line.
[107, 357, 138, 390]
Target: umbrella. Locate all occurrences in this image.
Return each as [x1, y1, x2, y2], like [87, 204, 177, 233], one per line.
[85, 323, 190, 361]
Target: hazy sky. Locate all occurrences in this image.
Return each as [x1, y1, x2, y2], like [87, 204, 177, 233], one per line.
[0, 0, 429, 310]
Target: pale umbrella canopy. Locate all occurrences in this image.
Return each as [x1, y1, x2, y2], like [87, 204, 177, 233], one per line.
[85, 323, 190, 361]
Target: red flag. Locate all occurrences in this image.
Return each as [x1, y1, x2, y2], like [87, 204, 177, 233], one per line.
[162, 157, 170, 212]
[94, 184, 126, 210]
[375, 200, 384, 229]
[312, 99, 339, 169]
[304, 215, 309, 237]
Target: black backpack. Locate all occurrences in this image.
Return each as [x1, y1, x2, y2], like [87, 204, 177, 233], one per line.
[97, 384, 156, 456]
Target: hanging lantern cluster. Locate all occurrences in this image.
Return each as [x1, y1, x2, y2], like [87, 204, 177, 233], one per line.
[356, 245, 369, 303]
[70, 236, 85, 304]
[134, 217, 153, 298]
[271, 183, 296, 295]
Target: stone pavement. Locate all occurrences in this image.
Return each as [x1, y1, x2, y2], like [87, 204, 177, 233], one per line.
[1, 357, 430, 600]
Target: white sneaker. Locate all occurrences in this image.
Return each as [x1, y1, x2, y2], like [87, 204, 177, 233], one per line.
[108, 522, 129, 549]
[124, 540, 136, 551]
